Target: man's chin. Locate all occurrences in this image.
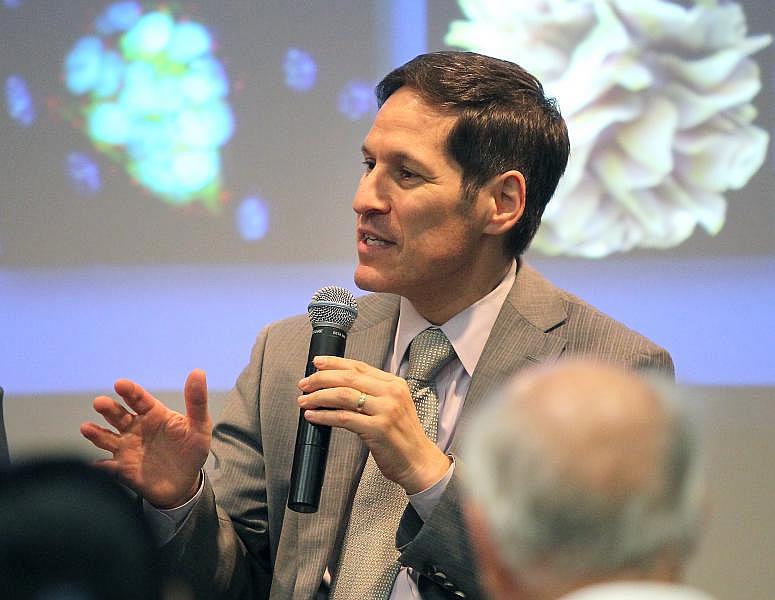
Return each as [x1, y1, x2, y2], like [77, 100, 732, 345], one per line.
[354, 265, 394, 294]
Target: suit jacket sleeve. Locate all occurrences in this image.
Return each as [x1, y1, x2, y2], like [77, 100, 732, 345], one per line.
[161, 325, 276, 600]
[398, 473, 479, 599]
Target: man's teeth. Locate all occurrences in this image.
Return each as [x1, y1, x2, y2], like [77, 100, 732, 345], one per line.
[364, 235, 389, 246]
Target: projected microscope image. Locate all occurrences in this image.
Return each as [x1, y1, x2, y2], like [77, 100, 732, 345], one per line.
[61, 2, 234, 210]
[3, 0, 379, 251]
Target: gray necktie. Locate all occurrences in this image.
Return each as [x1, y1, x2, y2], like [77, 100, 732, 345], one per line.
[330, 327, 456, 599]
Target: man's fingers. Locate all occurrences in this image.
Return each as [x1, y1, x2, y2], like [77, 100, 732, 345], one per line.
[312, 356, 394, 381]
[184, 369, 210, 427]
[114, 379, 156, 415]
[303, 407, 370, 434]
[301, 369, 403, 400]
[299, 387, 364, 412]
[92, 395, 134, 432]
[80, 422, 120, 453]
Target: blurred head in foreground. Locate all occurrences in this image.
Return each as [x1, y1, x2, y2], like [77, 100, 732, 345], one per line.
[0, 458, 184, 600]
[462, 360, 707, 600]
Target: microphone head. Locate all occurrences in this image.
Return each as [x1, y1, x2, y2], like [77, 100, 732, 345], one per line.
[307, 286, 358, 331]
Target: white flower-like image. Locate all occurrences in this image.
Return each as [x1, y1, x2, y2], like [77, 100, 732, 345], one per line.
[446, 0, 771, 257]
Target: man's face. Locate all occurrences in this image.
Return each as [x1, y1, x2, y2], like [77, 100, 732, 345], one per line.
[353, 87, 491, 305]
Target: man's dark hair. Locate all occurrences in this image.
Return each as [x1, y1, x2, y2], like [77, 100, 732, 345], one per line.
[376, 51, 570, 257]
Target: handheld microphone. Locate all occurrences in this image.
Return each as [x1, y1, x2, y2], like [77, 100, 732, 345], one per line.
[287, 286, 358, 513]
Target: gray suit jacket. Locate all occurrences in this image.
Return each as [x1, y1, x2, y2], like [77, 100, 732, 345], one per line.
[164, 263, 673, 600]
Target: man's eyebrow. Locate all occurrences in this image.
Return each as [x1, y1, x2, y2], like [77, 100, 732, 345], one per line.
[360, 145, 423, 165]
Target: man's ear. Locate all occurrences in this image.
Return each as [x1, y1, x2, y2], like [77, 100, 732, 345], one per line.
[464, 500, 521, 600]
[483, 170, 526, 236]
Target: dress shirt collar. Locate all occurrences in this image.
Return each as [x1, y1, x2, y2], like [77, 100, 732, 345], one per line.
[391, 260, 517, 377]
[560, 581, 715, 599]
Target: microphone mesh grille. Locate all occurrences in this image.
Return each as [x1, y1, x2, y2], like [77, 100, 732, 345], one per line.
[307, 286, 358, 331]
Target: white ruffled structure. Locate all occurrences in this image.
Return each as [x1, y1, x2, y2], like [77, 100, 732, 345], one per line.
[446, 0, 771, 257]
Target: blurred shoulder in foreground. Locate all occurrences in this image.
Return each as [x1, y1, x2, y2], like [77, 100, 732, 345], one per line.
[0, 457, 192, 600]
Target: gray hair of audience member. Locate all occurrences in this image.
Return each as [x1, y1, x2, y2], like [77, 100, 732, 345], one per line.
[461, 361, 705, 583]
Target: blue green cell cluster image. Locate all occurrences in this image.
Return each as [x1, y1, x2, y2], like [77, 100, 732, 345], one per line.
[63, 1, 234, 209]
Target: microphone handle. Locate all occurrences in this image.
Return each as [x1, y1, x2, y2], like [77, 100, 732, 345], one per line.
[287, 326, 347, 513]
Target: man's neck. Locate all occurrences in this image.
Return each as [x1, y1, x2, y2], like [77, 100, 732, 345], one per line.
[409, 259, 515, 325]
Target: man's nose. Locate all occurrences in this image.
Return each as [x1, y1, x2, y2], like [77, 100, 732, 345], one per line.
[352, 172, 390, 216]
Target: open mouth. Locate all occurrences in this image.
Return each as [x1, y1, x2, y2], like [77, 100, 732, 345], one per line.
[361, 233, 390, 246]
[361, 233, 393, 247]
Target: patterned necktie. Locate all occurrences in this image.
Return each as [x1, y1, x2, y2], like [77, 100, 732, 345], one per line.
[330, 327, 456, 600]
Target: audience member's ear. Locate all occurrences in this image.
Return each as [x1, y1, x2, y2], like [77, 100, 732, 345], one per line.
[464, 500, 521, 600]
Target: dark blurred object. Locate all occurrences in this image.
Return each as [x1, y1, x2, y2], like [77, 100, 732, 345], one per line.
[0, 387, 9, 467]
[0, 458, 166, 600]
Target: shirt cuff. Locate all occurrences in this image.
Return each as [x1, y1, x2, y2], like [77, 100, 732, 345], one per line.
[142, 470, 205, 545]
[407, 456, 455, 523]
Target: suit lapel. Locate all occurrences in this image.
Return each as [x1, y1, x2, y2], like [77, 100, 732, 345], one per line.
[451, 262, 569, 451]
[293, 294, 400, 598]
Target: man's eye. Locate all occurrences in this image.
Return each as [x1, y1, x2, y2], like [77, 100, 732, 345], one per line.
[398, 167, 416, 179]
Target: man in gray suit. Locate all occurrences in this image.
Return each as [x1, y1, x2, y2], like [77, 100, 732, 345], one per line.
[462, 360, 710, 599]
[81, 52, 673, 599]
